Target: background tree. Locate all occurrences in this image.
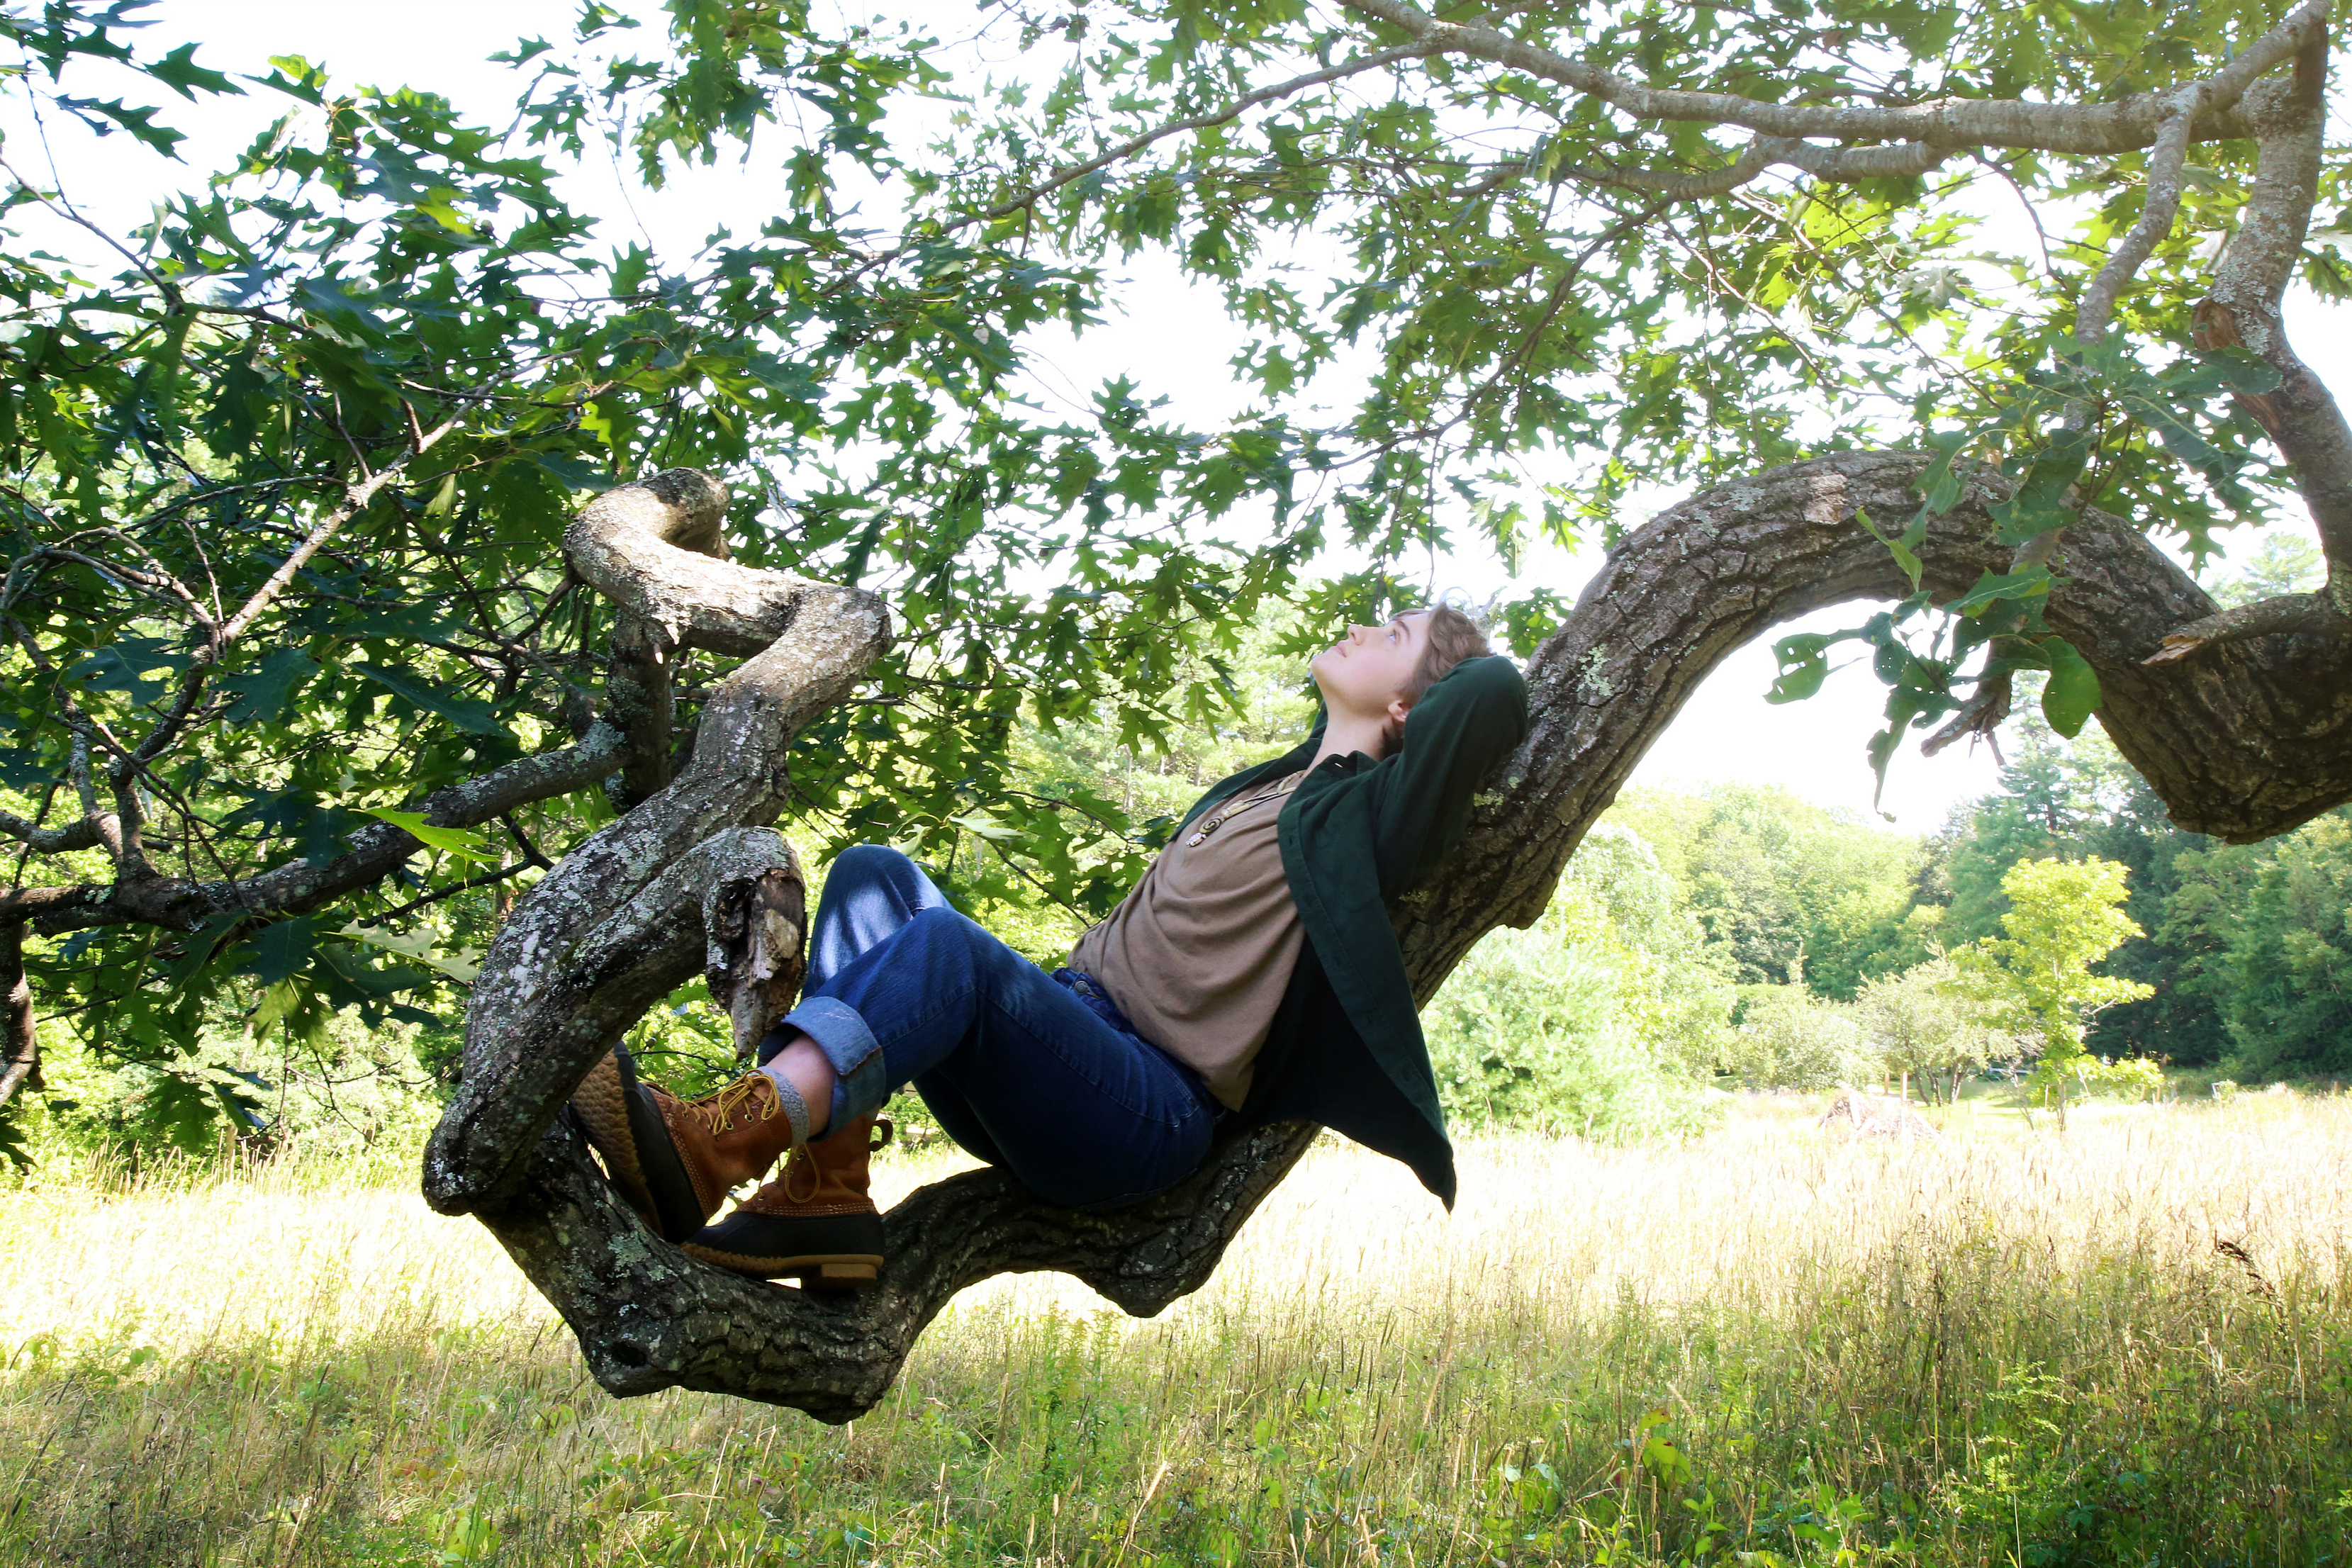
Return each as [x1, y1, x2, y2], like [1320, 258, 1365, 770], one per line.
[3, 0, 2351, 1416]
[1965, 856, 2156, 1108]
[2163, 810, 2352, 1078]
[1422, 823, 1728, 1141]
[1720, 980, 1874, 1092]
[1610, 784, 1932, 995]
[1852, 956, 2014, 1104]
[1931, 700, 2226, 1060]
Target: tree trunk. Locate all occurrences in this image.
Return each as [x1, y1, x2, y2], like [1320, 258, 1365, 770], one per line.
[0, 924, 37, 1113]
[429, 453, 2352, 1422]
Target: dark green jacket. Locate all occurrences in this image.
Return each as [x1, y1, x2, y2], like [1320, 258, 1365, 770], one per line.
[1174, 654, 1529, 1206]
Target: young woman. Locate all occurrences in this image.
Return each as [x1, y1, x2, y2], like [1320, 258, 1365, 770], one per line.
[573, 605, 1528, 1287]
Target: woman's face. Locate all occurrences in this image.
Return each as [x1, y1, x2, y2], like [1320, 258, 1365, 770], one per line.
[1309, 611, 1430, 722]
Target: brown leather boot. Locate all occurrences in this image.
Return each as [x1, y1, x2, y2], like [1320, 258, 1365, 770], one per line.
[682, 1114, 893, 1288]
[571, 1044, 810, 1243]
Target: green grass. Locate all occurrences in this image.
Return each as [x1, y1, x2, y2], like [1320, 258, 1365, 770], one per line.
[4, 1094, 2349, 1564]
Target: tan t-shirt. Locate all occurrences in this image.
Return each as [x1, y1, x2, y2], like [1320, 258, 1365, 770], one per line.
[1069, 771, 1307, 1110]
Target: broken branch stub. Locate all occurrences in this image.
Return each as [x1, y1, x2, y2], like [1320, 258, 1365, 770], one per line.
[707, 862, 808, 1061]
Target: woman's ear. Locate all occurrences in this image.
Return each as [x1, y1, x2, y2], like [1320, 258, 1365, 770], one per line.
[1380, 693, 1413, 751]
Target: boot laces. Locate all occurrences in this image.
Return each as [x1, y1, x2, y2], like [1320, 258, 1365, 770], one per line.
[776, 1114, 888, 1204]
[689, 1073, 778, 1135]
[780, 1142, 819, 1204]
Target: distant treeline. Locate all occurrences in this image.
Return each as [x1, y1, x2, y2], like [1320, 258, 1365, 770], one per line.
[1615, 724, 2350, 1078]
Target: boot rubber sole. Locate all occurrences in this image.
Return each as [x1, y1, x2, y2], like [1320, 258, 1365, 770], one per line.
[678, 1243, 883, 1289]
[572, 1051, 656, 1228]
[571, 1046, 707, 1241]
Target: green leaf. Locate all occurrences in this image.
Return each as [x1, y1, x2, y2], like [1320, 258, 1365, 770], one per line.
[218, 648, 320, 724]
[1943, 569, 2054, 620]
[55, 94, 186, 157]
[2039, 637, 2102, 737]
[235, 915, 330, 986]
[1857, 508, 1926, 593]
[354, 663, 503, 734]
[336, 923, 483, 983]
[1764, 634, 1831, 705]
[354, 807, 498, 863]
[532, 452, 609, 491]
[165, 914, 245, 992]
[251, 55, 327, 105]
[1985, 426, 2093, 546]
[2202, 346, 2283, 396]
[146, 43, 243, 101]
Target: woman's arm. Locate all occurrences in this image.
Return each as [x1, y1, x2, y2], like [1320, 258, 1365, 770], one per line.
[1368, 655, 1530, 897]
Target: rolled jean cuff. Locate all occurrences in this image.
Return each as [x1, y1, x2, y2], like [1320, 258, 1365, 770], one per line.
[779, 995, 892, 1123]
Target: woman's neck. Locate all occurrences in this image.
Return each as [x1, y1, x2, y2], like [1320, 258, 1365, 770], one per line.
[1311, 708, 1393, 771]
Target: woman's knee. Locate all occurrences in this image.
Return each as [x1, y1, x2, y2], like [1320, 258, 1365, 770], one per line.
[828, 842, 916, 886]
[902, 903, 985, 958]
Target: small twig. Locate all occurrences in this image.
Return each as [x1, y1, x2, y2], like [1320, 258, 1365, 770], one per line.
[367, 859, 537, 926]
[0, 150, 183, 310]
[501, 814, 554, 870]
[833, 42, 1438, 290]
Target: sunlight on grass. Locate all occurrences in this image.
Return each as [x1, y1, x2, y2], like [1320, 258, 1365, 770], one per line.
[4, 1094, 2348, 1564]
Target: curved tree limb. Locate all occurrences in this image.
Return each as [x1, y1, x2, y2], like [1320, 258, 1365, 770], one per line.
[447, 451, 2352, 1426]
[423, 471, 892, 1216]
[1400, 449, 2352, 998]
[1341, 0, 2328, 155]
[2195, 21, 2352, 617]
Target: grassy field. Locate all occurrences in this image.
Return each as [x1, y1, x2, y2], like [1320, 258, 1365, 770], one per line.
[3, 1093, 2348, 1566]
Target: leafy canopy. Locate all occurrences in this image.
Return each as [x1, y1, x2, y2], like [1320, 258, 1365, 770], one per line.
[1, 0, 2341, 1145]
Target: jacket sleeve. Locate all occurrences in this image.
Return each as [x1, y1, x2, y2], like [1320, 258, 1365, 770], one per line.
[1369, 655, 1530, 898]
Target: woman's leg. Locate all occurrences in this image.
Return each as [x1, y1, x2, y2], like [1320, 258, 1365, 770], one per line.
[755, 845, 951, 1131]
[770, 844, 953, 1058]
[782, 905, 1215, 1207]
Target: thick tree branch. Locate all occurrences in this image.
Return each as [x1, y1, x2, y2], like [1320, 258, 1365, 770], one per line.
[1562, 133, 1946, 199]
[481, 1116, 1321, 1423]
[1341, 0, 2328, 155]
[2196, 23, 2352, 614]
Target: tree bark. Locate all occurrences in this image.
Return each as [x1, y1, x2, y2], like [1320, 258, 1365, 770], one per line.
[0, 923, 38, 1113]
[432, 452, 2352, 1423]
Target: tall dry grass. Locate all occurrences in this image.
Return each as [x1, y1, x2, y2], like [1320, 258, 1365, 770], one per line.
[4, 1094, 2348, 1564]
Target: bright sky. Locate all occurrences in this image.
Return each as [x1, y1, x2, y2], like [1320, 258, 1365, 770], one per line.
[6, 1, 2342, 835]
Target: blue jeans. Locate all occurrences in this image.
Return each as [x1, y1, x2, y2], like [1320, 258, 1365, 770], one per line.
[759, 845, 1219, 1209]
